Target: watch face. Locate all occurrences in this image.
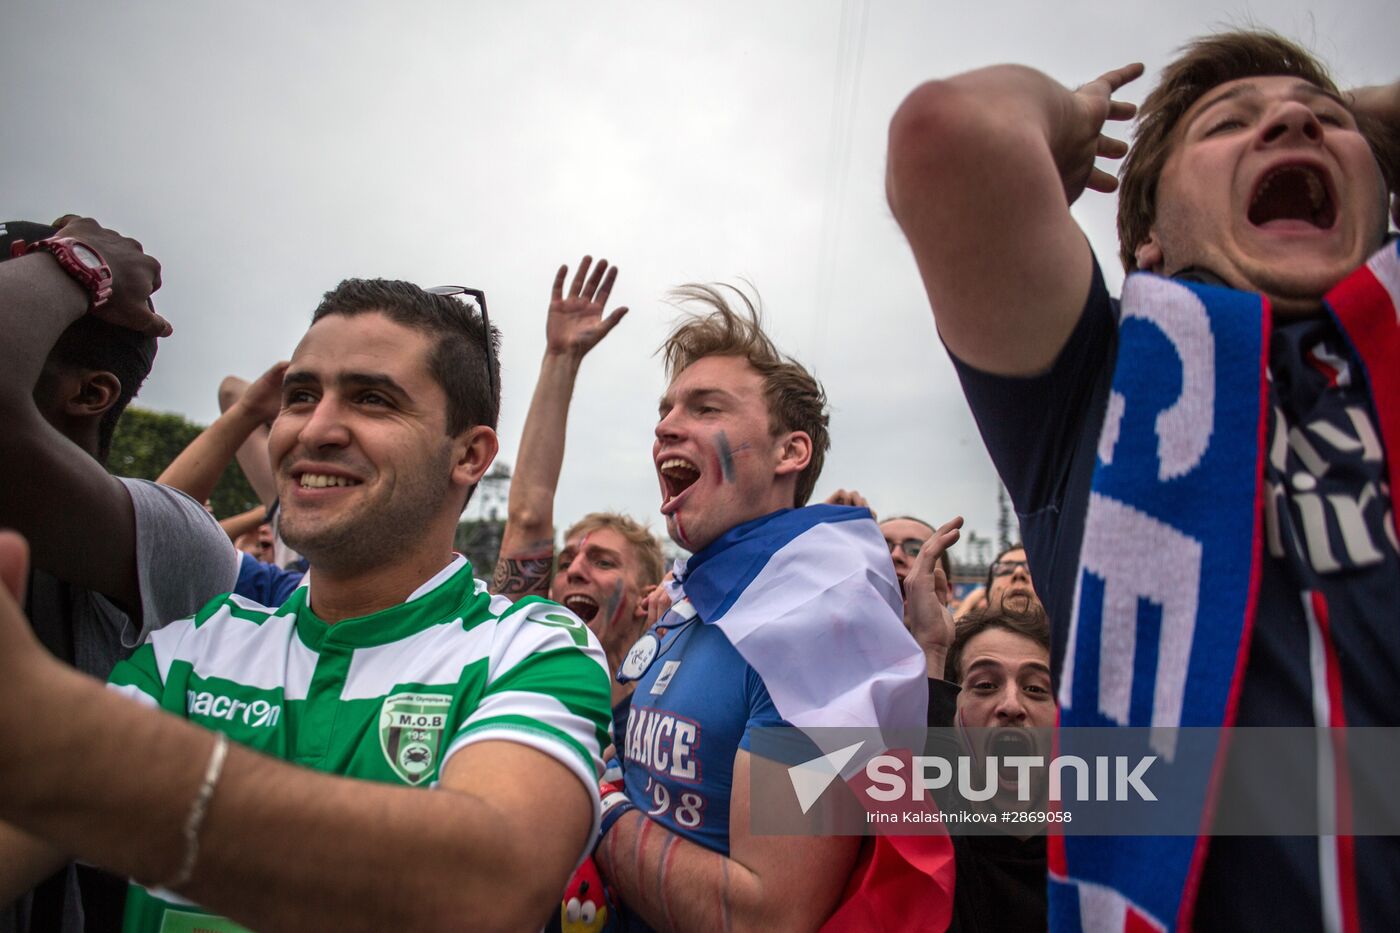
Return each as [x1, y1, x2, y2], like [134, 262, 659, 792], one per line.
[71, 243, 102, 270]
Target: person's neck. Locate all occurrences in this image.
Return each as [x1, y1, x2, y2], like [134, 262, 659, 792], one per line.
[1267, 294, 1327, 320]
[306, 548, 458, 623]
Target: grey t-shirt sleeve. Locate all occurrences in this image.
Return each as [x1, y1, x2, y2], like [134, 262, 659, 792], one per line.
[117, 478, 239, 647]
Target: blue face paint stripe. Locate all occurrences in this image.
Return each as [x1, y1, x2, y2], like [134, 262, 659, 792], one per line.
[716, 431, 735, 483]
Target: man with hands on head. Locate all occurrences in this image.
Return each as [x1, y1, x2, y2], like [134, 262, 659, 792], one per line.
[0, 216, 237, 931]
[491, 257, 664, 707]
[0, 276, 613, 932]
[888, 30, 1400, 930]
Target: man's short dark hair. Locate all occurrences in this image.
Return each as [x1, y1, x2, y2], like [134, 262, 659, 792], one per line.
[1117, 29, 1400, 273]
[948, 603, 1050, 683]
[311, 279, 501, 434]
[45, 317, 157, 463]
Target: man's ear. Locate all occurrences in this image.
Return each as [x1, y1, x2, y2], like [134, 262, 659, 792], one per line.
[64, 371, 122, 418]
[773, 430, 813, 479]
[1134, 233, 1165, 272]
[451, 425, 500, 489]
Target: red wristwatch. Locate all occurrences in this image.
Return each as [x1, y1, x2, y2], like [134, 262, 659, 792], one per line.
[10, 236, 114, 311]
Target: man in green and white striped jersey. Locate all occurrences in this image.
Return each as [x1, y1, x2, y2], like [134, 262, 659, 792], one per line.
[0, 279, 613, 931]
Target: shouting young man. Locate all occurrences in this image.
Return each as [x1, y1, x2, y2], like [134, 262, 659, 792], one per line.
[592, 286, 953, 931]
[888, 28, 1399, 931]
[0, 277, 612, 930]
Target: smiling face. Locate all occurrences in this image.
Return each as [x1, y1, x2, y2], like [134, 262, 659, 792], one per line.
[1139, 75, 1389, 316]
[270, 312, 486, 575]
[654, 355, 810, 552]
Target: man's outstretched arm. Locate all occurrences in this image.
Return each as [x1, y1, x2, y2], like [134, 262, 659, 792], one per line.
[596, 750, 859, 931]
[217, 373, 279, 507]
[157, 361, 287, 506]
[492, 256, 627, 598]
[886, 63, 1141, 376]
[0, 217, 167, 614]
[0, 532, 601, 931]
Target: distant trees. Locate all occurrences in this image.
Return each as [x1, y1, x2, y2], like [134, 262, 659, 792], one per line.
[107, 406, 261, 518]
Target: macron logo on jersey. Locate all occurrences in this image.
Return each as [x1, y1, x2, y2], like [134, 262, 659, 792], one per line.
[187, 690, 281, 728]
[625, 707, 700, 782]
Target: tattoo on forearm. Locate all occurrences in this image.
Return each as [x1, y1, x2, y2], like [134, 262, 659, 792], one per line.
[490, 546, 553, 597]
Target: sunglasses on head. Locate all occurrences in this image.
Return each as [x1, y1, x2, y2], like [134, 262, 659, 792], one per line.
[425, 285, 497, 419]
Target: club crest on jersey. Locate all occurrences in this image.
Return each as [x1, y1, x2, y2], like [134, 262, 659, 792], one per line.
[379, 692, 452, 785]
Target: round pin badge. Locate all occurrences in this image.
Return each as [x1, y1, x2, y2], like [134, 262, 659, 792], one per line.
[619, 632, 660, 681]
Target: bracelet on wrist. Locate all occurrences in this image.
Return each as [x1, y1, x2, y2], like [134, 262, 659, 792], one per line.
[160, 732, 229, 891]
[597, 790, 637, 851]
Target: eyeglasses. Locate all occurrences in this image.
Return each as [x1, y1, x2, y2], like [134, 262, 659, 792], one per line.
[886, 537, 925, 559]
[425, 285, 497, 421]
[991, 559, 1029, 578]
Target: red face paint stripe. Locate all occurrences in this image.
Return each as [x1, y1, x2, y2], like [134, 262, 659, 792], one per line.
[719, 853, 734, 933]
[656, 832, 680, 931]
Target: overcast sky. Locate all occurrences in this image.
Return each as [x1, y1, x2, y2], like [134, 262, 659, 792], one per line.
[5, 0, 1396, 563]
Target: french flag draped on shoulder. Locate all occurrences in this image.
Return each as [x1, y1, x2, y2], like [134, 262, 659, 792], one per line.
[672, 504, 928, 733]
[672, 504, 955, 932]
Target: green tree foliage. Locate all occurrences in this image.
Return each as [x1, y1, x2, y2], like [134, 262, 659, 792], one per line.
[454, 519, 505, 581]
[106, 406, 262, 518]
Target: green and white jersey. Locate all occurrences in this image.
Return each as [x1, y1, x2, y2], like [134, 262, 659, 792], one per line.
[106, 555, 611, 933]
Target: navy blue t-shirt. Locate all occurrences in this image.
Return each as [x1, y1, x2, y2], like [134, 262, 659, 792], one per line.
[233, 552, 304, 607]
[953, 257, 1400, 930]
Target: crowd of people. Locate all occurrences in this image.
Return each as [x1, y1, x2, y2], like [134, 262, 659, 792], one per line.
[0, 24, 1396, 933]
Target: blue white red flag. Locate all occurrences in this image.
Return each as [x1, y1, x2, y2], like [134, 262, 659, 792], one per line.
[672, 504, 954, 932]
[671, 504, 928, 735]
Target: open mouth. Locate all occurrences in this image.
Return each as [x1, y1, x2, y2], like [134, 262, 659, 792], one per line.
[990, 728, 1036, 761]
[297, 472, 363, 489]
[562, 594, 600, 623]
[658, 457, 701, 511]
[1248, 164, 1336, 229]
